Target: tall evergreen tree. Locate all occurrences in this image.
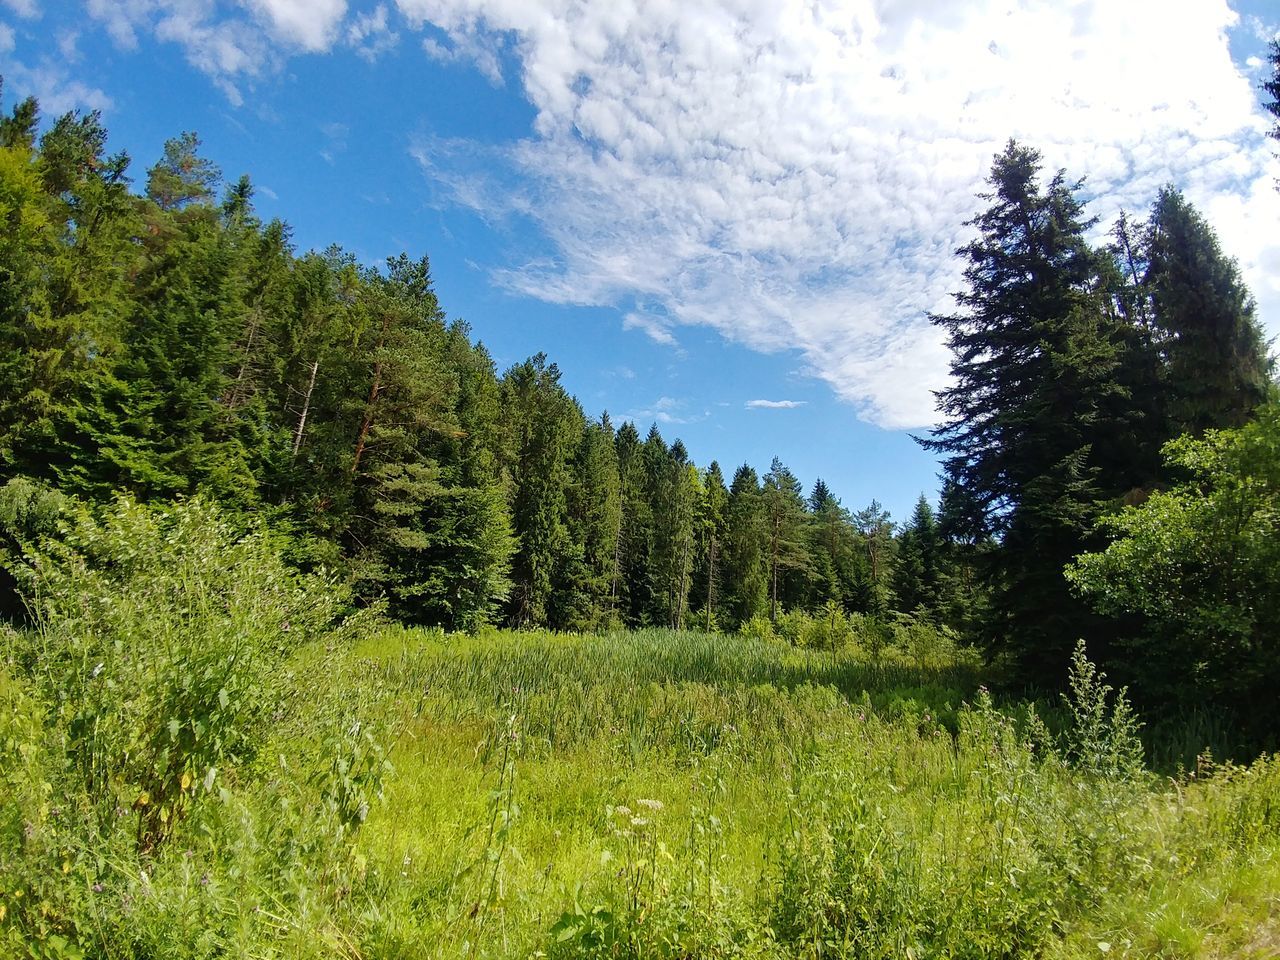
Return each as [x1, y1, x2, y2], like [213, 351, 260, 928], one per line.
[1143, 187, 1273, 434]
[806, 479, 857, 611]
[559, 413, 622, 629]
[690, 461, 729, 630]
[893, 494, 945, 617]
[722, 464, 768, 626]
[922, 141, 1133, 683]
[501, 353, 580, 626]
[852, 500, 895, 616]
[1264, 40, 1280, 147]
[761, 457, 809, 621]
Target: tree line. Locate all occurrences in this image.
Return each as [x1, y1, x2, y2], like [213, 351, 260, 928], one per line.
[0, 82, 974, 637]
[3, 62, 1279, 732]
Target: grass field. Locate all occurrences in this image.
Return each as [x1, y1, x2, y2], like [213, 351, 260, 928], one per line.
[5, 624, 1280, 958]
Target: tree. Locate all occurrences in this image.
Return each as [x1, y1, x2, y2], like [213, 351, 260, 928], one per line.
[145, 132, 220, 211]
[852, 500, 895, 616]
[613, 421, 651, 626]
[921, 140, 1134, 683]
[559, 414, 622, 630]
[892, 494, 945, 617]
[501, 353, 581, 626]
[722, 464, 768, 626]
[761, 457, 809, 621]
[1068, 405, 1280, 739]
[1143, 187, 1273, 435]
[806, 479, 857, 611]
[690, 461, 729, 630]
[1264, 40, 1280, 147]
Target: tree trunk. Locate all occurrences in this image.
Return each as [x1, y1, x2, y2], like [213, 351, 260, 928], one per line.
[770, 512, 781, 622]
[351, 362, 382, 475]
[704, 533, 718, 632]
[291, 359, 319, 457]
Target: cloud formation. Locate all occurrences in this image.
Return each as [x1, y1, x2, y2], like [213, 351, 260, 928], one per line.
[395, 0, 1279, 428]
[35, 0, 1280, 428]
[746, 399, 806, 410]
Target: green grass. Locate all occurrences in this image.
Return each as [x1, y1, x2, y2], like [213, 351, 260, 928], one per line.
[4, 625, 1279, 958]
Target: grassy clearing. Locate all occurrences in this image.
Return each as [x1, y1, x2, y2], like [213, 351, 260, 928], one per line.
[4, 599, 1278, 957]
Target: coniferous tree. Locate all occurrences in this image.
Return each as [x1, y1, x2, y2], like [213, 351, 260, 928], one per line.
[690, 461, 729, 630]
[722, 464, 768, 626]
[761, 457, 809, 621]
[1143, 187, 1273, 434]
[923, 141, 1133, 683]
[560, 414, 622, 629]
[501, 353, 580, 626]
[1264, 40, 1280, 147]
[852, 500, 895, 616]
[892, 494, 945, 617]
[613, 421, 651, 626]
[806, 479, 857, 611]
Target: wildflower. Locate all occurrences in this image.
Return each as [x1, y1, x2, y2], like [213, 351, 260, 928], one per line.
[630, 816, 649, 828]
[636, 798, 664, 811]
[612, 805, 633, 818]
[92, 883, 103, 893]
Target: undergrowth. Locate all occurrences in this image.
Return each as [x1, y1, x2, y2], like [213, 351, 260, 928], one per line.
[0, 497, 1277, 958]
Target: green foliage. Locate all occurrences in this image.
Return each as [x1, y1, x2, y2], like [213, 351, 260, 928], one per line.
[1068, 406, 1280, 737]
[5, 495, 360, 848]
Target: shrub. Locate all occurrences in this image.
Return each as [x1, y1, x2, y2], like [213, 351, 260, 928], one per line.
[5, 495, 361, 850]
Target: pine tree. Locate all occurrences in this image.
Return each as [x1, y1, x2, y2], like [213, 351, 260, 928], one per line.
[892, 494, 945, 616]
[761, 457, 809, 621]
[1143, 187, 1273, 434]
[722, 464, 768, 626]
[922, 141, 1134, 683]
[146, 132, 220, 211]
[501, 353, 580, 626]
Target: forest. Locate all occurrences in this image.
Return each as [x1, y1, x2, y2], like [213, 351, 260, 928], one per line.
[0, 43, 1279, 958]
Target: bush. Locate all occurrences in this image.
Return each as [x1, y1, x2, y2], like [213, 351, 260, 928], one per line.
[4, 495, 362, 849]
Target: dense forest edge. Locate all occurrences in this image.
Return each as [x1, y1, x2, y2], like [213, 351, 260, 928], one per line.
[0, 46, 1279, 957]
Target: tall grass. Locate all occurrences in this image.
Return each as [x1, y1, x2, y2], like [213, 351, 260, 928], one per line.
[1, 502, 1277, 958]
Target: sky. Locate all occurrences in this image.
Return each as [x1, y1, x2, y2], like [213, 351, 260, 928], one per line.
[1, 0, 1278, 521]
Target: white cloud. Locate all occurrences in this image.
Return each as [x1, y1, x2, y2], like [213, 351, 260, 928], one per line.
[1, 57, 112, 113]
[622, 310, 678, 346]
[746, 399, 806, 409]
[1, 0, 36, 19]
[348, 3, 399, 60]
[397, 0, 1280, 428]
[624, 394, 707, 426]
[244, 0, 347, 52]
[0, 23, 13, 54]
[84, 0, 348, 102]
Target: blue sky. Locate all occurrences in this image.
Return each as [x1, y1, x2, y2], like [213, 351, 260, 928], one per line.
[1, 0, 1277, 522]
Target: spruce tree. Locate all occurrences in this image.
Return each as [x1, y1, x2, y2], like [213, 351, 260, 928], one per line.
[722, 464, 768, 626]
[761, 457, 809, 621]
[501, 353, 580, 626]
[806, 479, 857, 610]
[892, 494, 945, 617]
[690, 461, 729, 630]
[923, 140, 1133, 683]
[1143, 187, 1273, 434]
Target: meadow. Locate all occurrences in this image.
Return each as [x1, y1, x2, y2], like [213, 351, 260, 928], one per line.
[1, 500, 1278, 958]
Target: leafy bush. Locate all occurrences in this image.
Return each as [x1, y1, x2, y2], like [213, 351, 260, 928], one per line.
[5, 495, 361, 848]
[1069, 405, 1280, 738]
